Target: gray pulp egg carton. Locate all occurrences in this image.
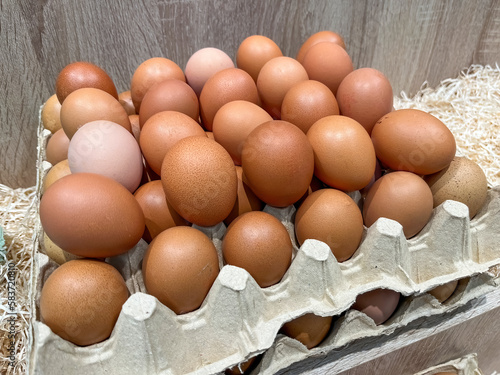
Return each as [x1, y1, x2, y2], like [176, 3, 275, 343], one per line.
[30, 121, 500, 375]
[413, 353, 483, 375]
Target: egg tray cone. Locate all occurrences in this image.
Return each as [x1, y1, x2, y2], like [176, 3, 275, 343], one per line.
[31, 121, 500, 375]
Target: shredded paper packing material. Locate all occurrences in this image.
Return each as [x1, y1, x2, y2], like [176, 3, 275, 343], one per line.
[30, 65, 500, 375]
[413, 353, 483, 375]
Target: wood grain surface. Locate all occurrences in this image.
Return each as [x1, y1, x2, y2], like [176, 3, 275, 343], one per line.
[2, 0, 500, 188]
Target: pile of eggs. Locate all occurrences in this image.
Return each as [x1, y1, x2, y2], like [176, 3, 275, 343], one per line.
[39, 30, 490, 367]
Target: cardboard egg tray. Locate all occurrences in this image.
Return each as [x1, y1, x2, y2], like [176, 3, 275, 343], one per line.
[30, 121, 500, 375]
[413, 353, 483, 375]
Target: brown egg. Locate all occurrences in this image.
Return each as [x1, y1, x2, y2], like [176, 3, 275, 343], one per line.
[130, 57, 186, 112]
[45, 129, 70, 165]
[434, 372, 458, 375]
[294, 174, 325, 209]
[336, 68, 393, 135]
[139, 79, 199, 128]
[212, 100, 272, 165]
[222, 211, 293, 287]
[225, 356, 259, 375]
[40, 259, 129, 346]
[371, 109, 456, 175]
[236, 35, 283, 82]
[307, 115, 376, 191]
[200, 68, 260, 131]
[129, 114, 141, 143]
[161, 136, 237, 227]
[42, 231, 79, 265]
[301, 42, 353, 96]
[134, 180, 189, 242]
[142, 226, 219, 314]
[43, 159, 71, 193]
[281, 313, 333, 349]
[224, 166, 264, 226]
[241, 120, 314, 207]
[118, 90, 136, 115]
[184, 47, 235, 96]
[256, 56, 309, 118]
[41, 94, 62, 133]
[352, 288, 400, 325]
[40, 173, 145, 258]
[55, 61, 118, 104]
[60, 87, 131, 139]
[363, 171, 434, 238]
[428, 279, 458, 303]
[296, 31, 346, 64]
[295, 188, 364, 262]
[424, 156, 488, 218]
[281, 80, 340, 134]
[140, 111, 206, 175]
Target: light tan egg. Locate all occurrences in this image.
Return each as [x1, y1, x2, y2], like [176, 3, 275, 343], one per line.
[281, 313, 333, 349]
[41, 94, 62, 133]
[43, 159, 71, 193]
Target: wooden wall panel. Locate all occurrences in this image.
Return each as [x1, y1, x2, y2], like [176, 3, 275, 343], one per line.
[1, 0, 500, 188]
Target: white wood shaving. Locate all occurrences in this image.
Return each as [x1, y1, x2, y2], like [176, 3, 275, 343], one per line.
[394, 64, 500, 188]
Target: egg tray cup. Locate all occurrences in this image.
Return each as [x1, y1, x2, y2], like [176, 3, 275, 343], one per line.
[413, 353, 483, 375]
[31, 118, 500, 375]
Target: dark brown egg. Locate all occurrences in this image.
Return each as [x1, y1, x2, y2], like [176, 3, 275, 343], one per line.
[55, 61, 118, 104]
[236, 35, 283, 82]
[199, 68, 260, 131]
[40, 259, 129, 346]
[134, 180, 189, 242]
[222, 211, 293, 287]
[60, 87, 131, 139]
[281, 313, 333, 349]
[40, 173, 145, 258]
[130, 57, 186, 112]
[161, 136, 237, 227]
[352, 288, 400, 325]
[301, 42, 353, 96]
[241, 120, 314, 207]
[45, 129, 70, 165]
[140, 111, 206, 175]
[336, 68, 393, 135]
[256, 56, 309, 118]
[295, 188, 363, 262]
[296, 31, 346, 63]
[139, 79, 199, 128]
[281, 80, 339, 134]
[142, 226, 219, 314]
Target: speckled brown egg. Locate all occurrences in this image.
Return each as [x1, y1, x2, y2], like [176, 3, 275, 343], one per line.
[55, 61, 118, 104]
[256, 56, 309, 119]
[41, 94, 62, 133]
[118, 90, 136, 115]
[142, 226, 219, 314]
[424, 156, 488, 218]
[296, 31, 346, 64]
[336, 68, 393, 135]
[224, 166, 264, 226]
[200, 68, 259, 131]
[241, 120, 314, 207]
[236, 35, 283, 82]
[140, 111, 206, 175]
[281, 313, 333, 349]
[363, 171, 434, 238]
[161, 136, 237, 227]
[371, 109, 456, 175]
[134, 180, 189, 242]
[222, 211, 293, 288]
[60, 87, 131, 139]
[212, 100, 272, 165]
[40, 173, 145, 258]
[45, 129, 70, 165]
[295, 188, 364, 262]
[40, 259, 129, 346]
[307, 115, 376, 191]
[139, 79, 199, 128]
[43, 159, 71, 193]
[281, 80, 340, 134]
[352, 288, 401, 325]
[130, 57, 186, 112]
[301, 42, 353, 96]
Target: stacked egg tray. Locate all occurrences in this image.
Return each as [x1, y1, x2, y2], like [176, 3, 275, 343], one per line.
[30, 117, 500, 375]
[413, 353, 482, 375]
